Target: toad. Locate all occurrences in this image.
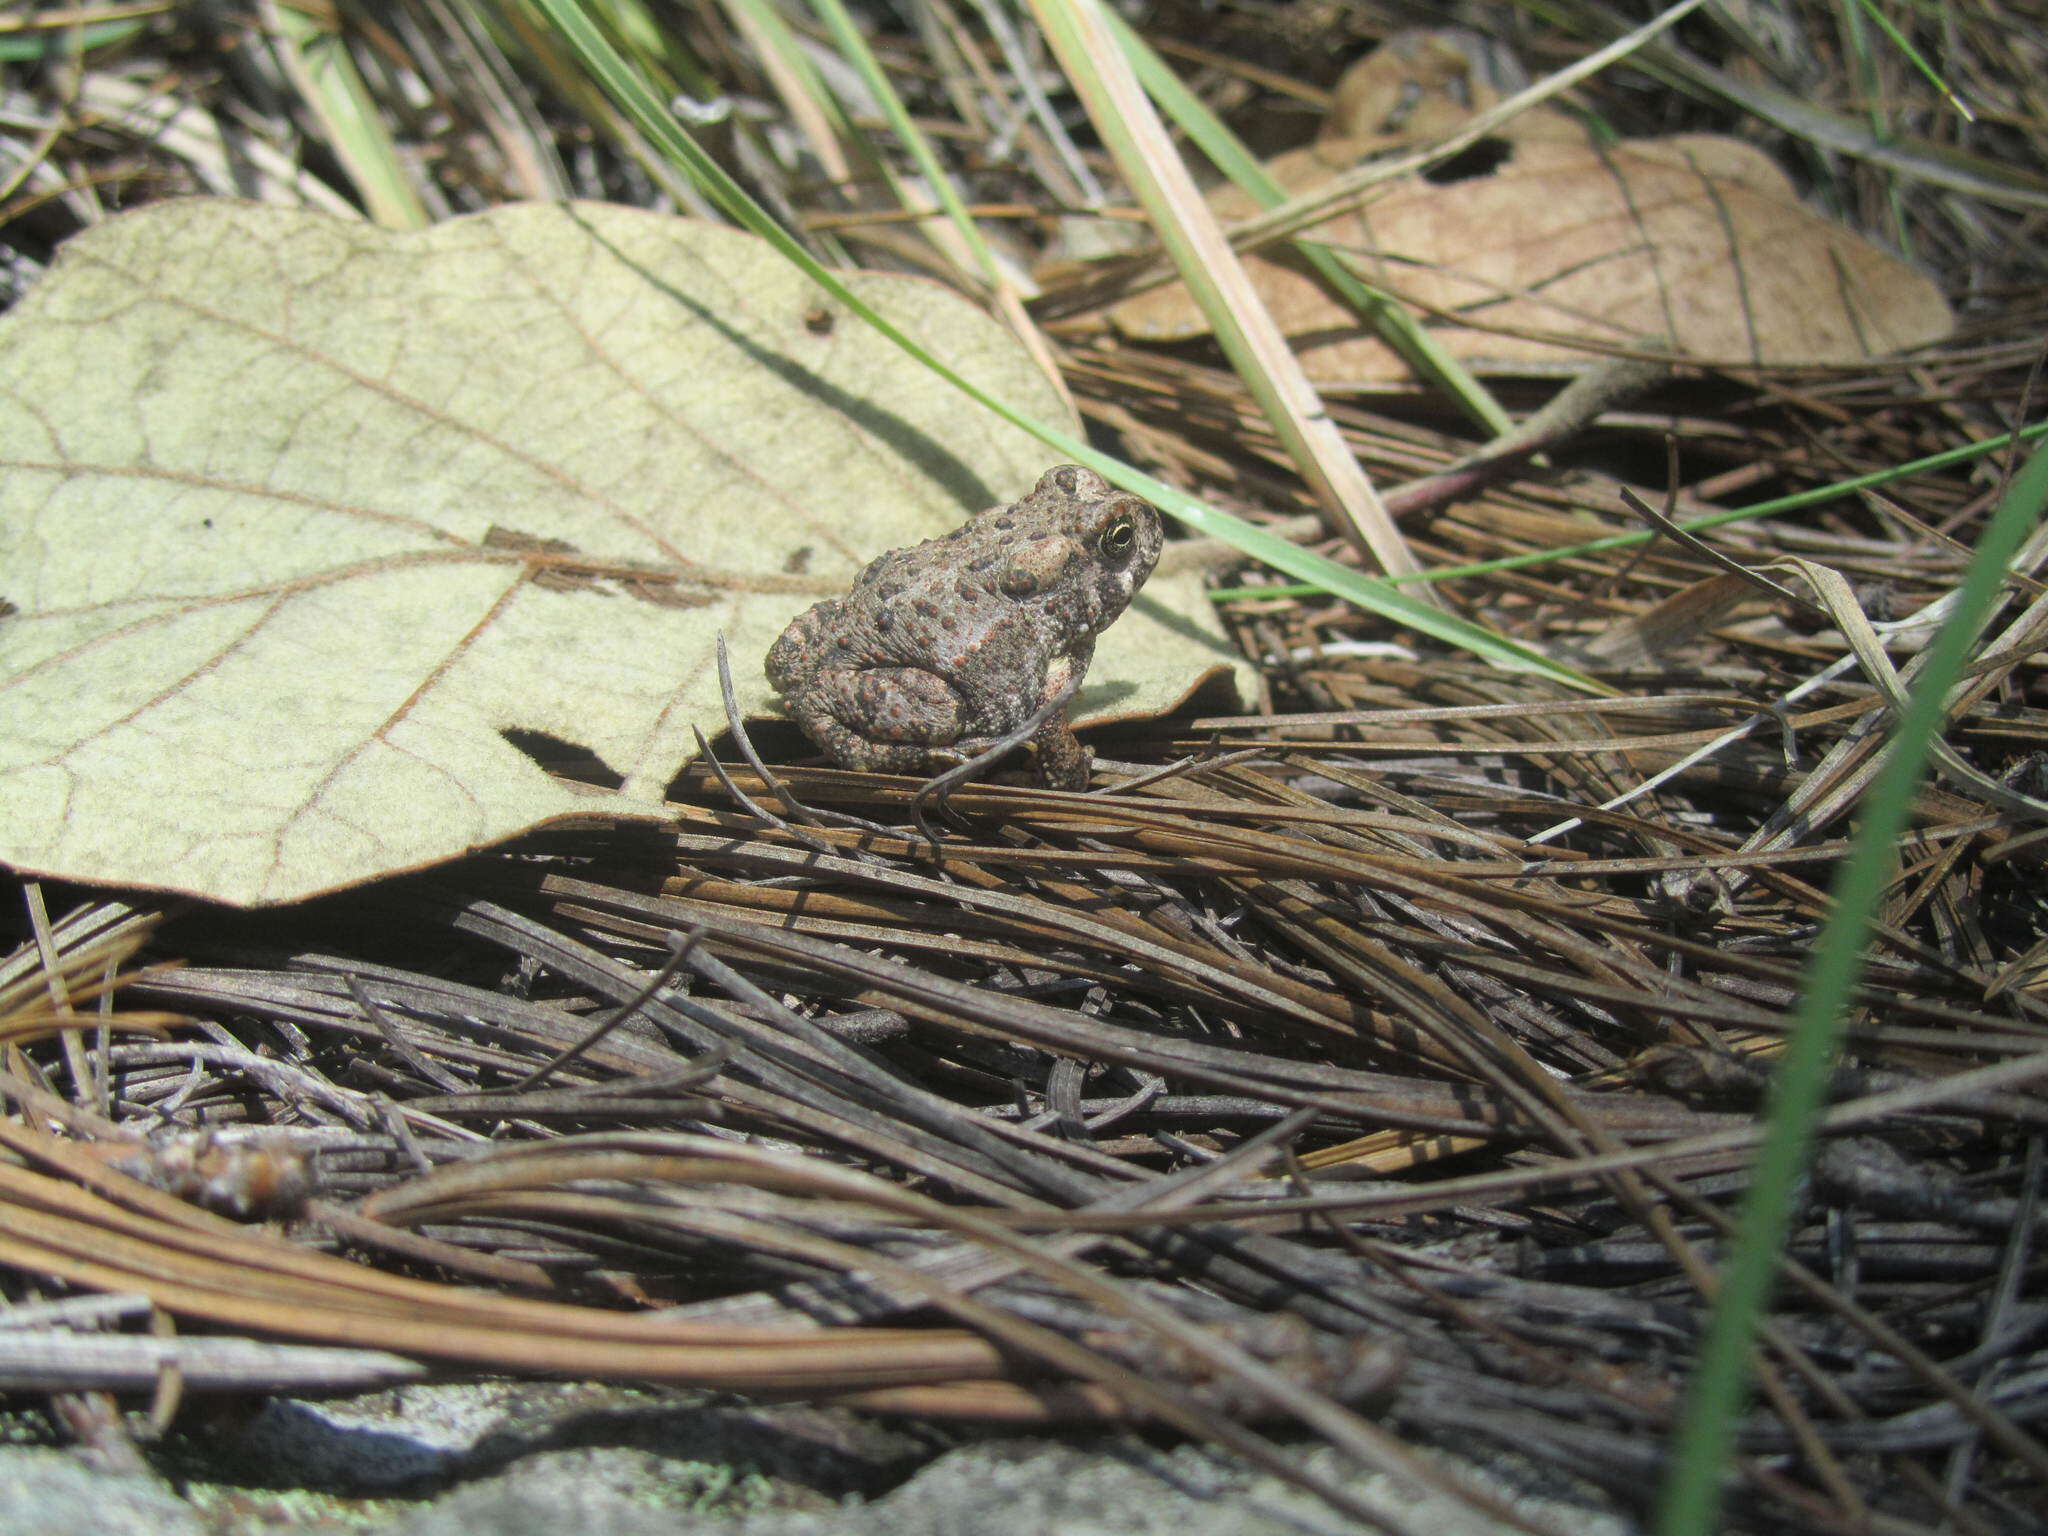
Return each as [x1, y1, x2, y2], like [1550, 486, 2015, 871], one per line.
[766, 464, 1163, 789]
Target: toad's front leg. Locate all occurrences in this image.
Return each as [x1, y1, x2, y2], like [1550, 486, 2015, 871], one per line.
[1025, 714, 1091, 791]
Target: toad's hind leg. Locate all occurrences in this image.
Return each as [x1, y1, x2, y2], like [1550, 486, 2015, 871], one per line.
[791, 664, 971, 773]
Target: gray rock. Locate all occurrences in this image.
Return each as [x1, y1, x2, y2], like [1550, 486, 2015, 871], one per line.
[389, 1434, 1636, 1536]
[7, 1378, 1637, 1536]
[199, 1380, 925, 1501]
[395, 1443, 781, 1536]
[0, 1447, 206, 1536]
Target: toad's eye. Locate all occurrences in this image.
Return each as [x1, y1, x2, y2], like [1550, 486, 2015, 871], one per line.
[1098, 517, 1137, 561]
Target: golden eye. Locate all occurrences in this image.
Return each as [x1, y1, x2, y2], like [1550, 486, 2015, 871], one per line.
[1099, 518, 1135, 560]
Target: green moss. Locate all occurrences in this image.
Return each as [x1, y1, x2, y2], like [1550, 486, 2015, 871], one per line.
[178, 1481, 419, 1533]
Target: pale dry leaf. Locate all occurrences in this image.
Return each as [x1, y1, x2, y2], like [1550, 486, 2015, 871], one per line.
[0, 198, 1246, 906]
[1110, 46, 1953, 386]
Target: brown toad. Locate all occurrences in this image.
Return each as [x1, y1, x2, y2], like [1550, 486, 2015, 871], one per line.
[766, 464, 1163, 789]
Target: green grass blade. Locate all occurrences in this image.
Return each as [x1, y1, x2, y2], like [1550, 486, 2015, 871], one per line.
[800, 0, 1006, 289]
[1845, 0, 1975, 122]
[1028, 0, 1433, 591]
[531, 0, 1600, 691]
[1552, 6, 2043, 208]
[722, 0, 858, 143]
[1353, 417, 2048, 589]
[1100, 6, 1514, 439]
[1654, 440, 2048, 1535]
[0, 18, 144, 61]
[264, 0, 429, 229]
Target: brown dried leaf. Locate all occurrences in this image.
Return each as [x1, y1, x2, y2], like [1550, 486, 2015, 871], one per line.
[1110, 48, 1952, 385]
